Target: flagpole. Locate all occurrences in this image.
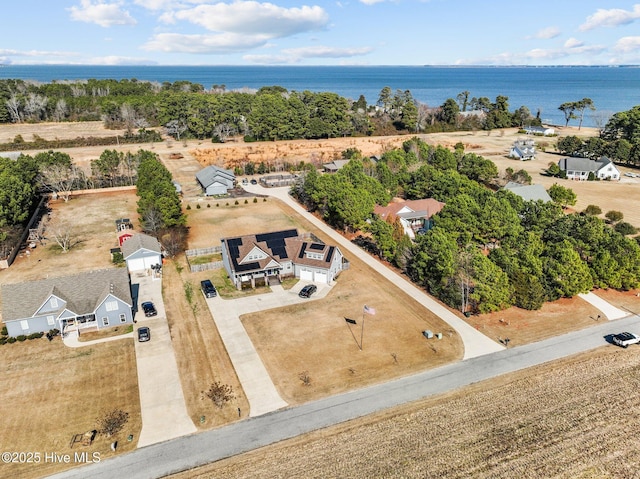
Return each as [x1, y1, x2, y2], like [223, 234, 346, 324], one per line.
[360, 307, 365, 351]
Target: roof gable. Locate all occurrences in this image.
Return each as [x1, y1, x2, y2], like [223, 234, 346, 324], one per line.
[196, 165, 235, 188]
[1, 269, 132, 322]
[121, 233, 162, 258]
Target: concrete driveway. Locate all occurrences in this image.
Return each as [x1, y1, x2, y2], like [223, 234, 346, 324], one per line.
[244, 184, 505, 359]
[132, 274, 197, 447]
[203, 281, 331, 417]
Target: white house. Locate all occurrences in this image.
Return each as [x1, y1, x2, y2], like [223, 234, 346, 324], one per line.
[509, 139, 536, 161]
[524, 125, 555, 136]
[120, 232, 163, 273]
[558, 156, 620, 181]
[196, 165, 236, 196]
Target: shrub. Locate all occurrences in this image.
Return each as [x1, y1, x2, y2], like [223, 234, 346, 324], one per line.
[207, 203, 211, 208]
[7, 337, 16, 344]
[584, 205, 602, 216]
[196, 203, 201, 209]
[1, 326, 7, 336]
[234, 200, 239, 205]
[244, 199, 248, 204]
[186, 204, 191, 210]
[615, 222, 637, 236]
[28, 332, 44, 340]
[263, 198, 267, 202]
[0, 337, 7, 345]
[16, 335, 27, 342]
[216, 203, 219, 207]
[253, 197, 258, 203]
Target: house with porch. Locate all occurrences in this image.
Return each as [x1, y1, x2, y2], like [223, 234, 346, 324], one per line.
[221, 229, 344, 289]
[558, 156, 620, 181]
[373, 198, 446, 239]
[196, 165, 236, 196]
[509, 139, 536, 160]
[1, 268, 133, 337]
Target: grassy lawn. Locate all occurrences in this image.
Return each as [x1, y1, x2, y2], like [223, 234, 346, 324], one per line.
[0, 337, 141, 479]
[77, 325, 133, 342]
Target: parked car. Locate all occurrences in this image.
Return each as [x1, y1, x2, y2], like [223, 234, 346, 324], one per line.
[141, 301, 157, 317]
[250, 179, 258, 185]
[612, 332, 640, 348]
[137, 326, 151, 342]
[298, 284, 317, 298]
[201, 279, 217, 298]
[242, 178, 248, 185]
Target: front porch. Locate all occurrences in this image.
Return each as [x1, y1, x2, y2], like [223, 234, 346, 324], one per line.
[61, 314, 99, 337]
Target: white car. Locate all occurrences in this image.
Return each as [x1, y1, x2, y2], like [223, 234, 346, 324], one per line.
[612, 332, 640, 348]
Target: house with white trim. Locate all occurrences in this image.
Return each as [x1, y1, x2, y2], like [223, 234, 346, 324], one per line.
[221, 229, 344, 289]
[509, 139, 536, 160]
[558, 156, 620, 181]
[120, 232, 162, 274]
[524, 125, 555, 136]
[1, 269, 133, 337]
[196, 165, 236, 196]
[373, 198, 446, 239]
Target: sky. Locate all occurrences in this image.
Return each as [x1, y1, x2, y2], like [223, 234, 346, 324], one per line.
[2, 1, 640, 66]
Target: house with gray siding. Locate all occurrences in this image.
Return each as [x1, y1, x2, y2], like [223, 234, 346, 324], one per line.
[503, 182, 552, 203]
[221, 229, 344, 289]
[196, 165, 236, 196]
[1, 269, 133, 337]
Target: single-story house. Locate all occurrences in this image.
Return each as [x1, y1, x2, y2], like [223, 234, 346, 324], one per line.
[373, 198, 446, 239]
[503, 182, 552, 203]
[524, 125, 555, 136]
[121, 232, 162, 273]
[196, 165, 236, 196]
[322, 159, 350, 173]
[1, 268, 133, 337]
[260, 174, 299, 187]
[558, 156, 620, 181]
[509, 139, 536, 160]
[221, 229, 344, 289]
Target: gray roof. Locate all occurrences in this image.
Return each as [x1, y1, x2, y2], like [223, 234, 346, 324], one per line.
[503, 182, 552, 203]
[195, 165, 235, 188]
[323, 160, 350, 171]
[121, 233, 162, 258]
[1, 268, 132, 322]
[558, 156, 612, 173]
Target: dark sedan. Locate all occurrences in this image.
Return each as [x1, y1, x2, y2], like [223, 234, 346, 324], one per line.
[141, 301, 157, 317]
[298, 284, 317, 298]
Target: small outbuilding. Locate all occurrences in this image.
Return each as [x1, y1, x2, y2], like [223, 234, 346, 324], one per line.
[121, 233, 162, 273]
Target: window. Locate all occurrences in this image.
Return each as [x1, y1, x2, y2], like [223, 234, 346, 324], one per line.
[50, 297, 58, 308]
[119, 314, 127, 323]
[20, 320, 29, 331]
[102, 317, 109, 326]
[47, 315, 55, 326]
[105, 300, 118, 312]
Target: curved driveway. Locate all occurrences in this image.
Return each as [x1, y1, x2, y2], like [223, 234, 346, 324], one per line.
[244, 184, 504, 359]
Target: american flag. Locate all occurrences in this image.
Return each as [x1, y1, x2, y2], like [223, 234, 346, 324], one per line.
[363, 305, 376, 315]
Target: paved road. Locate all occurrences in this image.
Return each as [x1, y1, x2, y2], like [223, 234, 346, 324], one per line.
[49, 312, 640, 479]
[244, 184, 504, 359]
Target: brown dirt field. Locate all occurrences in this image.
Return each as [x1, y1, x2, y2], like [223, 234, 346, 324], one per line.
[0, 121, 128, 144]
[0, 338, 141, 479]
[170, 346, 640, 479]
[162, 256, 249, 428]
[0, 189, 139, 287]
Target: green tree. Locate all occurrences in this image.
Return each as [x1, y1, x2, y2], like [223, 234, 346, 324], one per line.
[557, 136, 583, 156]
[469, 252, 513, 313]
[543, 240, 593, 299]
[369, 218, 396, 261]
[605, 210, 624, 223]
[559, 101, 578, 127]
[575, 98, 595, 130]
[583, 204, 602, 216]
[548, 183, 577, 209]
[439, 98, 460, 125]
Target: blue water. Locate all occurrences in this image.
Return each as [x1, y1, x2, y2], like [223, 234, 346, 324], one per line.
[1, 65, 639, 127]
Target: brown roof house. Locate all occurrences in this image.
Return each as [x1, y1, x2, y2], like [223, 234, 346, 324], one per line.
[373, 198, 446, 239]
[1, 268, 133, 337]
[221, 229, 345, 289]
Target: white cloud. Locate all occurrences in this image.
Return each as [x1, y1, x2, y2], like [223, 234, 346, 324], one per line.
[244, 45, 372, 64]
[359, 0, 387, 4]
[614, 36, 640, 52]
[533, 26, 561, 39]
[143, 32, 271, 53]
[69, 0, 136, 27]
[457, 42, 607, 65]
[564, 37, 584, 48]
[282, 45, 373, 58]
[172, 2, 329, 37]
[580, 4, 640, 31]
[87, 55, 158, 65]
[0, 48, 73, 57]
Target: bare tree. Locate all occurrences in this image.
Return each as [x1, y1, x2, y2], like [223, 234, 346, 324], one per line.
[24, 93, 48, 121]
[142, 207, 164, 237]
[120, 103, 137, 135]
[206, 382, 235, 409]
[166, 120, 188, 140]
[160, 227, 187, 257]
[39, 164, 81, 202]
[96, 409, 129, 437]
[6, 94, 22, 123]
[52, 99, 68, 122]
[456, 249, 474, 314]
[213, 123, 237, 143]
[51, 222, 81, 253]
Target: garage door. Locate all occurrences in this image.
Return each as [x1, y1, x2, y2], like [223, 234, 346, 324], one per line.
[143, 256, 161, 269]
[314, 272, 328, 284]
[127, 258, 145, 272]
[300, 270, 313, 281]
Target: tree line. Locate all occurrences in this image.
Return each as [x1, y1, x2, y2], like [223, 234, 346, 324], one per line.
[293, 138, 640, 314]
